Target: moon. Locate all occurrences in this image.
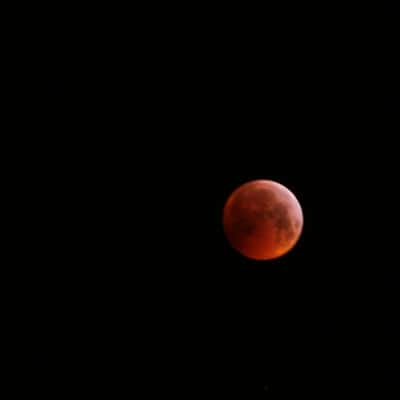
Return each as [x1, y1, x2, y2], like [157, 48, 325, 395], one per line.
[222, 180, 303, 260]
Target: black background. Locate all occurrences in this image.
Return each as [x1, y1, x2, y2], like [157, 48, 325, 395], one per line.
[18, 3, 398, 398]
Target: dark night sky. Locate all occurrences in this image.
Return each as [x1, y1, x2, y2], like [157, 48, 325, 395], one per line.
[18, 3, 398, 398]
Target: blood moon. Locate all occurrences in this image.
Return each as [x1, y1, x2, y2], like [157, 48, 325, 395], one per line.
[223, 180, 303, 260]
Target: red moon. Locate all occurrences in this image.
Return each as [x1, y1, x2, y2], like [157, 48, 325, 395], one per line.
[223, 180, 303, 260]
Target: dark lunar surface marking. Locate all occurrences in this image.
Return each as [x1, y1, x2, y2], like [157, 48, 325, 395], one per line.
[228, 188, 297, 245]
[230, 211, 258, 236]
[272, 202, 296, 245]
[229, 188, 276, 236]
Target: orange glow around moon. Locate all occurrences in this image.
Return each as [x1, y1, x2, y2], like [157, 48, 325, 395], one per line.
[223, 180, 303, 260]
